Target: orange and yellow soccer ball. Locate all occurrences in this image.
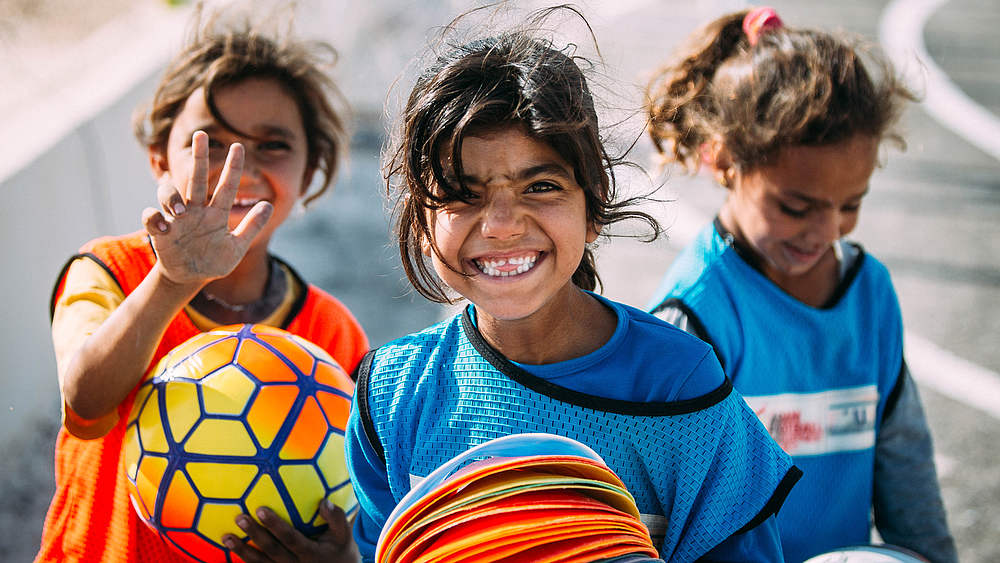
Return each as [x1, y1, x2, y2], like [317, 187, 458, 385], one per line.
[123, 324, 357, 563]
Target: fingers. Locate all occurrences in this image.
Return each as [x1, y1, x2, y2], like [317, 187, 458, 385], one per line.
[222, 534, 266, 563]
[233, 507, 312, 562]
[142, 207, 169, 235]
[259, 507, 312, 554]
[186, 131, 210, 205]
[157, 177, 186, 218]
[225, 509, 295, 563]
[320, 501, 351, 546]
[232, 201, 274, 243]
[209, 142, 245, 209]
[317, 501, 361, 563]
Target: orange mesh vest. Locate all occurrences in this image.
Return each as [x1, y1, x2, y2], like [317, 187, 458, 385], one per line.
[36, 231, 368, 563]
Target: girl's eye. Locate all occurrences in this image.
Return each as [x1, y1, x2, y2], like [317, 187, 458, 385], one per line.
[526, 181, 560, 194]
[842, 203, 861, 213]
[207, 139, 226, 149]
[453, 185, 481, 201]
[259, 140, 291, 152]
[778, 203, 809, 218]
[442, 190, 480, 209]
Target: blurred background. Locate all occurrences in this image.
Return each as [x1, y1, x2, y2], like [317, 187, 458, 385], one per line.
[0, 0, 996, 560]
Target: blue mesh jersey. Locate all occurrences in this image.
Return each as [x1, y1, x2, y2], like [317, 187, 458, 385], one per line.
[648, 221, 906, 563]
[346, 294, 800, 562]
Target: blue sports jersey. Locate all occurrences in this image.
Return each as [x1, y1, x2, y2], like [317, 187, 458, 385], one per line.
[649, 221, 904, 562]
[346, 294, 800, 562]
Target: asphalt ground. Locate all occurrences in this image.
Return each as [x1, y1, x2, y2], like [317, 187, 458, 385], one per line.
[2, 0, 997, 561]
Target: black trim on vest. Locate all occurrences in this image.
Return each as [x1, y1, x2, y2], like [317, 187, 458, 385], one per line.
[882, 360, 908, 423]
[713, 217, 867, 310]
[821, 243, 866, 309]
[49, 252, 122, 321]
[714, 216, 763, 273]
[272, 255, 309, 330]
[355, 350, 386, 464]
[461, 308, 734, 416]
[734, 465, 803, 534]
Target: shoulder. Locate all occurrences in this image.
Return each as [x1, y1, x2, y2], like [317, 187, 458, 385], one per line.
[619, 299, 714, 359]
[78, 230, 151, 256]
[357, 315, 464, 411]
[302, 284, 362, 323]
[842, 243, 900, 307]
[79, 231, 156, 282]
[279, 257, 364, 334]
[52, 231, 152, 310]
[370, 314, 463, 365]
[599, 296, 725, 401]
[854, 244, 894, 286]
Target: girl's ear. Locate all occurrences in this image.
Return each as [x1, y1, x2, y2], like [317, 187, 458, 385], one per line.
[420, 233, 433, 257]
[702, 138, 736, 188]
[586, 222, 601, 244]
[148, 146, 169, 180]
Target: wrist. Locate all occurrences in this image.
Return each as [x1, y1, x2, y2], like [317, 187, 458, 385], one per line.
[150, 262, 206, 300]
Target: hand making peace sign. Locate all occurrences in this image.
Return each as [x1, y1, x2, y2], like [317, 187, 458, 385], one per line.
[142, 130, 274, 287]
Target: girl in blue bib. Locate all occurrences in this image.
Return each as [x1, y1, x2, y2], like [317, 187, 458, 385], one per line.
[344, 7, 800, 562]
[645, 7, 956, 562]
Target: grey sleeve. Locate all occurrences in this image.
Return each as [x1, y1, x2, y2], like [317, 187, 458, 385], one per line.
[873, 364, 958, 563]
[652, 300, 710, 342]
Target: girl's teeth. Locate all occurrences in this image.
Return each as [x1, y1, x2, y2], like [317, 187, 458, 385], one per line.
[476, 255, 538, 277]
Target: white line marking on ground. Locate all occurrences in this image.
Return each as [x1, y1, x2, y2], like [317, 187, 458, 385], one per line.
[880, 0, 1000, 162]
[905, 332, 1000, 421]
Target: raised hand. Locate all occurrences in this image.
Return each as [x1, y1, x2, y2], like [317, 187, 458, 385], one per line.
[142, 130, 273, 287]
[223, 502, 360, 563]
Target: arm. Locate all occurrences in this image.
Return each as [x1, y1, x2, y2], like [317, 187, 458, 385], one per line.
[58, 133, 271, 422]
[58, 259, 203, 420]
[345, 393, 397, 563]
[873, 363, 958, 563]
[52, 256, 126, 437]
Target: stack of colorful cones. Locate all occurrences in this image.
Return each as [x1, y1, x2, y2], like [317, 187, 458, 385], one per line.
[376, 434, 662, 563]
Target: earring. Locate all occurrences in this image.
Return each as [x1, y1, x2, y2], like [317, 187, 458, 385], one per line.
[715, 167, 736, 188]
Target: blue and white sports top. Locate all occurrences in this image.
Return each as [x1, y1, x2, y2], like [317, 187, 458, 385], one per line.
[649, 220, 904, 562]
[347, 294, 800, 562]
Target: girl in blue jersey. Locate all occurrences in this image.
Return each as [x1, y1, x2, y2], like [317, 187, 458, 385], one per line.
[345, 7, 800, 562]
[644, 7, 957, 562]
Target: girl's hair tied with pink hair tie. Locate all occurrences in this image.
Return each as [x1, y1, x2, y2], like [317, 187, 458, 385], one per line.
[743, 6, 783, 45]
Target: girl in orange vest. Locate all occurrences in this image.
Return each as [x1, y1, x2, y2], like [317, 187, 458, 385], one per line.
[36, 8, 368, 563]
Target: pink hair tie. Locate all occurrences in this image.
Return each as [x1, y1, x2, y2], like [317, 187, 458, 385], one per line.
[743, 6, 783, 46]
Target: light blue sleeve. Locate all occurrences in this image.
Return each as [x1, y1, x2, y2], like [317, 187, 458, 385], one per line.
[698, 515, 785, 562]
[345, 395, 396, 563]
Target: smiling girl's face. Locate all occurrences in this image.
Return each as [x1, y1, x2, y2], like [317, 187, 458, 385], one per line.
[424, 124, 598, 323]
[720, 133, 879, 291]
